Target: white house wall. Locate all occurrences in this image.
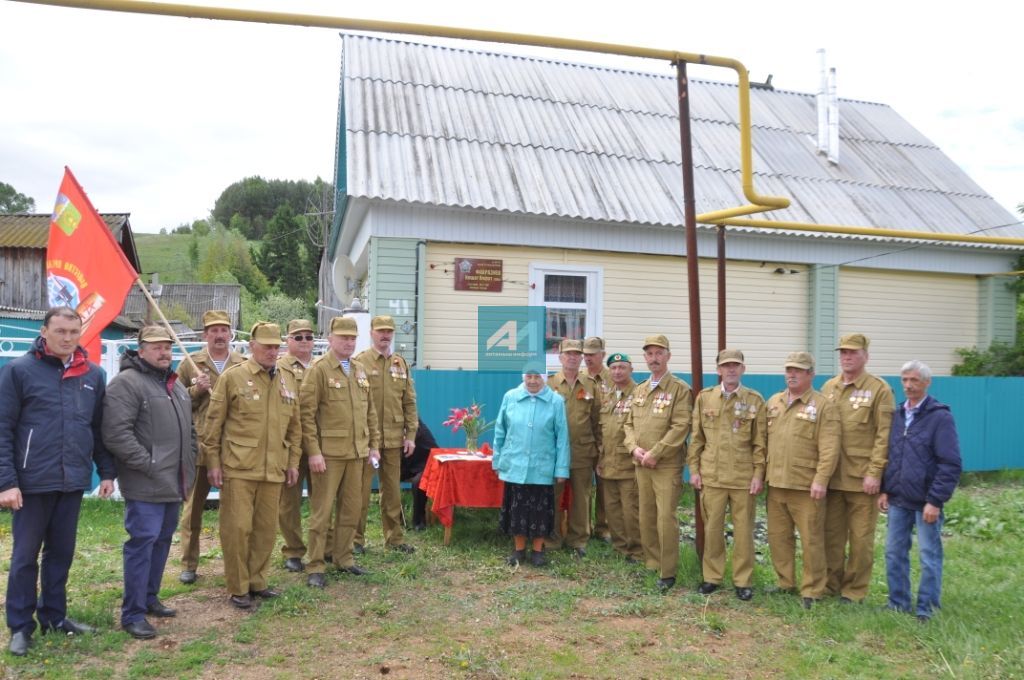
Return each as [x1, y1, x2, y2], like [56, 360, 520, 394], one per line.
[422, 242, 808, 373]
[837, 267, 978, 375]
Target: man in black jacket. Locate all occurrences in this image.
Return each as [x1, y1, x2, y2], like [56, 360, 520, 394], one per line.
[878, 360, 962, 622]
[0, 307, 115, 656]
[103, 326, 197, 639]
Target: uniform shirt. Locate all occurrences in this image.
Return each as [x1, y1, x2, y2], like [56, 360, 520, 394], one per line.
[300, 353, 380, 460]
[599, 379, 637, 480]
[277, 353, 311, 388]
[764, 388, 840, 491]
[588, 366, 613, 406]
[354, 347, 417, 450]
[821, 371, 895, 491]
[547, 371, 602, 469]
[177, 347, 245, 465]
[202, 359, 302, 482]
[688, 384, 767, 489]
[623, 372, 692, 468]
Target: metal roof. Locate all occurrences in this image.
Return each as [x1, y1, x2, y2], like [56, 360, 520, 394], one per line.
[0, 212, 132, 248]
[339, 34, 1022, 240]
[122, 283, 242, 331]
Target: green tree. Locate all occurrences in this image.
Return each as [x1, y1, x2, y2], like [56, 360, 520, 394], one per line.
[0, 182, 36, 213]
[255, 204, 307, 298]
[197, 227, 269, 299]
[212, 176, 329, 240]
[242, 291, 314, 332]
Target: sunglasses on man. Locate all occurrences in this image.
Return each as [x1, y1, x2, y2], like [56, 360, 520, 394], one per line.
[291, 334, 315, 341]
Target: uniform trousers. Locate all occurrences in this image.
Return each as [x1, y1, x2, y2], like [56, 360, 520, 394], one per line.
[636, 465, 682, 579]
[601, 475, 641, 559]
[766, 486, 827, 598]
[5, 491, 83, 634]
[122, 500, 179, 625]
[179, 465, 212, 571]
[700, 485, 757, 587]
[278, 453, 313, 560]
[308, 458, 364, 572]
[825, 489, 880, 600]
[546, 465, 594, 550]
[355, 447, 403, 547]
[593, 472, 609, 537]
[219, 478, 282, 596]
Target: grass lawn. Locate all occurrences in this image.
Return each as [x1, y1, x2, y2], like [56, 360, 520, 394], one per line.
[0, 474, 1020, 679]
[134, 233, 197, 283]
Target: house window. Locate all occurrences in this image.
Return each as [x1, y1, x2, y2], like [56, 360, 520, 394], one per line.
[528, 264, 603, 361]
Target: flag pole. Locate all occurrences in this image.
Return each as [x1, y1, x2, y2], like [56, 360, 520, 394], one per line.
[133, 277, 200, 374]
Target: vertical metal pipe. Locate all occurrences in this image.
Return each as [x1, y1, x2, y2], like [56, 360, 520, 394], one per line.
[675, 60, 705, 562]
[717, 225, 726, 353]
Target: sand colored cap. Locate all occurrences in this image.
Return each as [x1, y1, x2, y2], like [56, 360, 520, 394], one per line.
[784, 351, 815, 370]
[643, 334, 670, 350]
[836, 333, 870, 351]
[287, 319, 314, 335]
[371, 315, 396, 331]
[606, 352, 631, 367]
[250, 322, 283, 346]
[330, 316, 358, 336]
[717, 348, 745, 366]
[138, 325, 173, 344]
[582, 336, 605, 354]
[202, 310, 231, 328]
[559, 338, 583, 353]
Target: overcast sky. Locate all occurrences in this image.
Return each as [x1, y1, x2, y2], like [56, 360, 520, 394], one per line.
[1, 0, 1021, 235]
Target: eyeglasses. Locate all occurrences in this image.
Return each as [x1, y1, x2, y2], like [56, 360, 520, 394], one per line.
[291, 334, 315, 341]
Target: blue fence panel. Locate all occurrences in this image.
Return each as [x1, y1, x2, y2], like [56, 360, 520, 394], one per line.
[410, 370, 1024, 472]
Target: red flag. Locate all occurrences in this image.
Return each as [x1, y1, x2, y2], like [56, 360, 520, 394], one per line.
[45, 167, 138, 364]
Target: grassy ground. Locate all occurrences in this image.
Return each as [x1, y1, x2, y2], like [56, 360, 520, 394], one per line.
[0, 475, 1020, 679]
[134, 233, 197, 283]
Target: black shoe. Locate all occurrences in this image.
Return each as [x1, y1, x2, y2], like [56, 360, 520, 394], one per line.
[531, 550, 549, 567]
[352, 544, 365, 555]
[657, 577, 676, 592]
[46, 618, 96, 635]
[506, 549, 526, 566]
[249, 588, 280, 599]
[735, 587, 754, 601]
[229, 594, 253, 609]
[8, 631, 31, 656]
[389, 543, 415, 554]
[146, 601, 177, 618]
[307, 573, 326, 589]
[123, 619, 157, 640]
[340, 565, 368, 576]
[179, 570, 197, 585]
[839, 596, 855, 605]
[324, 554, 333, 564]
[697, 581, 720, 595]
[802, 597, 817, 610]
[916, 614, 930, 624]
[284, 558, 305, 573]
[412, 523, 427, 532]
[572, 547, 586, 559]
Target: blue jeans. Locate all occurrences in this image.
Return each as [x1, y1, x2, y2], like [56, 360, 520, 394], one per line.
[884, 504, 944, 618]
[5, 491, 84, 634]
[122, 500, 180, 625]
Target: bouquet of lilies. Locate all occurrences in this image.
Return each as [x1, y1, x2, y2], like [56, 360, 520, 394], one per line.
[442, 402, 493, 439]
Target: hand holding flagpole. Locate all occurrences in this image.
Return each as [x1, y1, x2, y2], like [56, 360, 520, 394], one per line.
[133, 277, 200, 374]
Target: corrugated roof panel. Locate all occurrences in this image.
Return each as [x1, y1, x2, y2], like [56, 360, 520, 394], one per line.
[0, 213, 129, 248]
[340, 34, 1023, 240]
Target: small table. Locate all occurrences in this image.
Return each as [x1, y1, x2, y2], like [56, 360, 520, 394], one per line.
[419, 448, 504, 545]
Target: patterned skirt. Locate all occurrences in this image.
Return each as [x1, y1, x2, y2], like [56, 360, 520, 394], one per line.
[498, 482, 555, 538]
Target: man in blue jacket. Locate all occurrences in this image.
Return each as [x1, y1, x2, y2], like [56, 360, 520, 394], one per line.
[878, 360, 962, 622]
[0, 307, 116, 656]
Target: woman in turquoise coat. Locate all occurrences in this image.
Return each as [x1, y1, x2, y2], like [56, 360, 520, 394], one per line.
[492, 365, 570, 567]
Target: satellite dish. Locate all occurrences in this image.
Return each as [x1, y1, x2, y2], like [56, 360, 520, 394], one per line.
[332, 255, 357, 302]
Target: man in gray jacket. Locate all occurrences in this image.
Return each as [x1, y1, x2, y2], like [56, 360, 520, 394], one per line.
[103, 326, 197, 640]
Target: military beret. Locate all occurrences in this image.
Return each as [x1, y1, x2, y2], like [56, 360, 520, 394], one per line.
[606, 352, 631, 366]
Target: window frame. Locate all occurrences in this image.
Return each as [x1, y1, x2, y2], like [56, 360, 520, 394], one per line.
[528, 262, 604, 368]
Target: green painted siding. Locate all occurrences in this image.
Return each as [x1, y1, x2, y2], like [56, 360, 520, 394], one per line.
[808, 264, 838, 374]
[369, 237, 420, 365]
[978, 276, 1017, 346]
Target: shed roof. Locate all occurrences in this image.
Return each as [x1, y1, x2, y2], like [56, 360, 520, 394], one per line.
[338, 34, 1021, 240]
[122, 283, 242, 331]
[0, 212, 142, 269]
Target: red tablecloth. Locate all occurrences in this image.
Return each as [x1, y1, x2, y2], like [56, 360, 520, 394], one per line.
[419, 448, 504, 528]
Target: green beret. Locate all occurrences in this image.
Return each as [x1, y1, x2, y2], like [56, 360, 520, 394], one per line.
[606, 352, 631, 366]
